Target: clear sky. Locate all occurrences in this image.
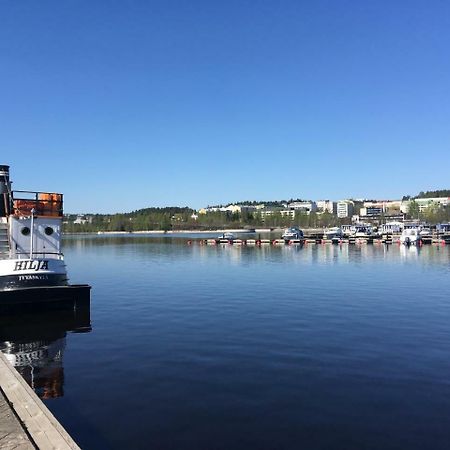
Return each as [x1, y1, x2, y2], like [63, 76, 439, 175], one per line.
[1, 0, 449, 213]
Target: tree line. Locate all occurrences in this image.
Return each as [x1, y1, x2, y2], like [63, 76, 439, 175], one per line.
[403, 189, 450, 200]
[64, 208, 349, 233]
[63, 195, 450, 233]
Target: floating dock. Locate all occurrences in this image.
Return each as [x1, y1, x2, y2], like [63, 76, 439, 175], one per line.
[0, 352, 80, 449]
[189, 234, 450, 247]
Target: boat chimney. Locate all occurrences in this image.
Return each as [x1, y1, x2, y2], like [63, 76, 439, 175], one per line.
[0, 165, 11, 217]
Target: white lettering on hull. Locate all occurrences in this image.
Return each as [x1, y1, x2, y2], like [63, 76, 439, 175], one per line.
[18, 275, 50, 281]
[14, 260, 49, 271]
[0, 259, 67, 277]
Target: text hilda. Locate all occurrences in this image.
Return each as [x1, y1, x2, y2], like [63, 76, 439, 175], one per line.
[14, 260, 49, 271]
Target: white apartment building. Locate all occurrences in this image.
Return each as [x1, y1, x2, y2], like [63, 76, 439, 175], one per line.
[337, 201, 354, 218]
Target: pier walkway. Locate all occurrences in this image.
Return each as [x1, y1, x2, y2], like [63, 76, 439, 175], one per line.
[0, 389, 34, 450]
[0, 352, 80, 450]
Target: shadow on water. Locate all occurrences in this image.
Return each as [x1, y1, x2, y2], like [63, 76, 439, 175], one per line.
[0, 306, 91, 400]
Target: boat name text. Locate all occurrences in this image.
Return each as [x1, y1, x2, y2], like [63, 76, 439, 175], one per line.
[14, 260, 49, 271]
[18, 274, 50, 281]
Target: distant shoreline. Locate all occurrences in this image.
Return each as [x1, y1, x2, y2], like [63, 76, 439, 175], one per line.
[62, 227, 332, 236]
[63, 228, 281, 236]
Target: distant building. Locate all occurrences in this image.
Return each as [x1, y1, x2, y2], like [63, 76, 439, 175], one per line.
[358, 200, 405, 223]
[337, 201, 354, 218]
[288, 201, 317, 214]
[280, 210, 296, 219]
[239, 205, 257, 215]
[199, 204, 257, 214]
[222, 205, 241, 214]
[400, 197, 450, 214]
[259, 208, 295, 221]
[359, 206, 383, 217]
[73, 214, 92, 225]
[363, 200, 402, 214]
[316, 200, 336, 214]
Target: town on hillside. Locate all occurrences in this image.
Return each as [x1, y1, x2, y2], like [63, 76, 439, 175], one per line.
[64, 191, 450, 233]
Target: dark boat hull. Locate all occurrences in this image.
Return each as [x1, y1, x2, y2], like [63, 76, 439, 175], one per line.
[0, 284, 91, 313]
[0, 273, 68, 290]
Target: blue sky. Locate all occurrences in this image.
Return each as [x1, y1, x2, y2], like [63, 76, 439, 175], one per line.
[1, 0, 449, 213]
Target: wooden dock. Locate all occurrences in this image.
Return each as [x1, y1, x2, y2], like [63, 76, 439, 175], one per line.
[190, 234, 450, 247]
[0, 352, 80, 450]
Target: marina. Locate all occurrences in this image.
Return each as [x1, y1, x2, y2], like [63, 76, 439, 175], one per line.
[191, 231, 450, 247]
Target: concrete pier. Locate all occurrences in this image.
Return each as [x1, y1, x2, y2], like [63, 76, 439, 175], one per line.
[0, 352, 80, 450]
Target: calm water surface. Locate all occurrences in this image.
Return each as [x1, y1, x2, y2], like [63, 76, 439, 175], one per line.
[2, 236, 450, 450]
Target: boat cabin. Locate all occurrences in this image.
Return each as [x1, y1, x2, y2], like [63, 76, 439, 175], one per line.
[2, 188, 64, 260]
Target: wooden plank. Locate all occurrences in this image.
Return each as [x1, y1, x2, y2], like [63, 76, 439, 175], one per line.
[0, 352, 80, 450]
[0, 389, 35, 450]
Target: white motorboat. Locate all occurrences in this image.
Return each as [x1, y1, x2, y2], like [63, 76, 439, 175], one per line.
[400, 228, 421, 246]
[323, 227, 342, 239]
[218, 232, 235, 240]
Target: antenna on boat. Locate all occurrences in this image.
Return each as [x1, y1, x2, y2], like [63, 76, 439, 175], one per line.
[30, 208, 36, 259]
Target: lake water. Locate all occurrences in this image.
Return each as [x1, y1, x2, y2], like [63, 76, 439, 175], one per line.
[2, 235, 450, 449]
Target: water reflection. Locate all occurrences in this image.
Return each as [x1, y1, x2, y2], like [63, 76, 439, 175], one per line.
[0, 307, 91, 399]
[63, 234, 450, 271]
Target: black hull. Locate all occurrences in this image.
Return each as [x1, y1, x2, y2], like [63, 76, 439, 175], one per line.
[0, 273, 68, 290]
[0, 284, 91, 313]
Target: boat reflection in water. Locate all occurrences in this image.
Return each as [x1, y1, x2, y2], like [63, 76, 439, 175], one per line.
[0, 306, 91, 399]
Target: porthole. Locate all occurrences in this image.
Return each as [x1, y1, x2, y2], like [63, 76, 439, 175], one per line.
[21, 227, 30, 236]
[45, 227, 54, 236]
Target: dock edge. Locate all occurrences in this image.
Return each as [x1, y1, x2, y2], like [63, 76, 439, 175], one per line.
[0, 352, 81, 450]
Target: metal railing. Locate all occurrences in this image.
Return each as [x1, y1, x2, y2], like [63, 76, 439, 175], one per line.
[14, 252, 64, 260]
[12, 191, 63, 217]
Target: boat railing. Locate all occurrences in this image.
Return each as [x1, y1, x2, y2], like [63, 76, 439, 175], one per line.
[12, 191, 63, 217]
[14, 252, 64, 260]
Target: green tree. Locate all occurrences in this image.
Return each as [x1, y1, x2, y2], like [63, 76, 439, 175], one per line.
[161, 215, 172, 232]
[407, 200, 420, 220]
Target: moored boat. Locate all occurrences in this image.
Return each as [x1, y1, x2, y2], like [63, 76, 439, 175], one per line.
[323, 227, 343, 240]
[353, 224, 372, 237]
[399, 228, 421, 246]
[0, 165, 90, 310]
[282, 227, 304, 241]
[218, 232, 235, 241]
